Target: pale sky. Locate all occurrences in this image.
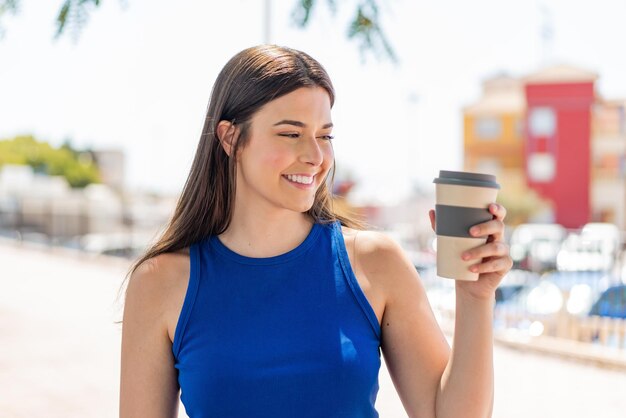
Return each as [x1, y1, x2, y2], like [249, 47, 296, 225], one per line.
[1, 0, 626, 205]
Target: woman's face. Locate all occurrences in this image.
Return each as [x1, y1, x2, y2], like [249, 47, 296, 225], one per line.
[235, 86, 334, 215]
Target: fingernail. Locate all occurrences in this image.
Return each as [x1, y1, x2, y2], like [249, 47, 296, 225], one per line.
[461, 253, 469, 260]
[470, 227, 479, 235]
[469, 266, 478, 272]
[491, 204, 498, 211]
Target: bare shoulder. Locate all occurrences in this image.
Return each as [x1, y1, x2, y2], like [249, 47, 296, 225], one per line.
[132, 249, 190, 282]
[341, 226, 401, 252]
[128, 249, 190, 300]
[341, 226, 415, 280]
[126, 248, 191, 342]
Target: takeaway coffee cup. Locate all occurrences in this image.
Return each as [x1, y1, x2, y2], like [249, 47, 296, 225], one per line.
[433, 170, 500, 281]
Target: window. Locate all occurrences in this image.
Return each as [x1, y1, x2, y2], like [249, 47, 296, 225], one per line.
[529, 107, 557, 136]
[475, 117, 502, 140]
[527, 153, 555, 182]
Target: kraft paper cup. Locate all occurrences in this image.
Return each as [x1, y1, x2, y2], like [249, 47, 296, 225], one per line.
[433, 170, 500, 281]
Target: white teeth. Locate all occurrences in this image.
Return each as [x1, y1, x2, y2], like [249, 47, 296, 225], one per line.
[285, 174, 313, 185]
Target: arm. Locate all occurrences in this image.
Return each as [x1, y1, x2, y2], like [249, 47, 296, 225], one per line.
[435, 286, 495, 418]
[435, 203, 511, 417]
[364, 204, 510, 418]
[119, 257, 182, 418]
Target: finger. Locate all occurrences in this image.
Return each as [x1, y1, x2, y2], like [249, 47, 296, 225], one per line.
[489, 203, 507, 221]
[472, 271, 506, 283]
[462, 241, 509, 261]
[469, 255, 513, 274]
[469, 219, 505, 241]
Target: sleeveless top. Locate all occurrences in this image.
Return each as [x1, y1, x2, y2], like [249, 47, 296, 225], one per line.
[172, 220, 382, 418]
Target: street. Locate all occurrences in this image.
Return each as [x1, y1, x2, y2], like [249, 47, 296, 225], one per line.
[1, 242, 625, 417]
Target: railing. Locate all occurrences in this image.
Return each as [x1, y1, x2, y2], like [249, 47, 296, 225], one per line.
[433, 304, 626, 371]
[493, 306, 626, 350]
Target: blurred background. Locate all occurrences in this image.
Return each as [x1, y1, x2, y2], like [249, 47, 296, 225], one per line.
[1, 0, 626, 417]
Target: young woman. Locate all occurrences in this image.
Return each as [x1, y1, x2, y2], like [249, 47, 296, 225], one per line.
[119, 45, 512, 418]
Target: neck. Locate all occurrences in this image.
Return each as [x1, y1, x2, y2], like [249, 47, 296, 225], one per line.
[218, 202, 315, 258]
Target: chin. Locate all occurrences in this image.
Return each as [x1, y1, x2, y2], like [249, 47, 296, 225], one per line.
[294, 204, 315, 214]
[287, 200, 315, 214]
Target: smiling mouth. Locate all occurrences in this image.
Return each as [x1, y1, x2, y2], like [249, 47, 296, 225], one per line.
[282, 174, 315, 185]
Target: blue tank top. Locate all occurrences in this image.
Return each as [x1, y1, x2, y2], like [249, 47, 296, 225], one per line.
[172, 220, 382, 417]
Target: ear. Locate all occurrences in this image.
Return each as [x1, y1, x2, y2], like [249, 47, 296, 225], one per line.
[216, 120, 237, 157]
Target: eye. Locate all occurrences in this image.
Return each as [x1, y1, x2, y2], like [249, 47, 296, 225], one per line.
[318, 135, 334, 141]
[278, 133, 301, 139]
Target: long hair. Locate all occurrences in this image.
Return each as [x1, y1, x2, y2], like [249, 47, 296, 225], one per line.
[117, 45, 365, 306]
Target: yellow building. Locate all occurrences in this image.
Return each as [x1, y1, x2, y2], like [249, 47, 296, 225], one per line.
[463, 74, 525, 182]
[462, 74, 541, 225]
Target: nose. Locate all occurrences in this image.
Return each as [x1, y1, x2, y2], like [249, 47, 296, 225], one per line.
[299, 135, 326, 166]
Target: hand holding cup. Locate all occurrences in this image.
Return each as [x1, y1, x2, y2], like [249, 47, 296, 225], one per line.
[430, 170, 513, 300]
[429, 203, 513, 300]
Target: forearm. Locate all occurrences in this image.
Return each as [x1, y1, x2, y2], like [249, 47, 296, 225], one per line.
[435, 284, 495, 418]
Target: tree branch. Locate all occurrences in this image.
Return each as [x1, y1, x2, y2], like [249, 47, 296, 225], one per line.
[1, 0, 396, 62]
[0, 0, 19, 39]
[292, 0, 397, 63]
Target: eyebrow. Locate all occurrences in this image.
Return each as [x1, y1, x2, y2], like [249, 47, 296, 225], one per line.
[273, 119, 333, 129]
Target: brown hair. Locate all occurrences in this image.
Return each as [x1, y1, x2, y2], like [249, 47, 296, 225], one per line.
[117, 45, 365, 307]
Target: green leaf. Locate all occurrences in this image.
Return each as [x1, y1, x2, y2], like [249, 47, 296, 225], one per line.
[54, 0, 101, 40]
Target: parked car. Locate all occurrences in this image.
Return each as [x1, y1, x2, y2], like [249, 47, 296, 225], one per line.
[556, 222, 622, 272]
[581, 223, 621, 256]
[494, 270, 624, 336]
[509, 223, 567, 272]
[589, 284, 626, 319]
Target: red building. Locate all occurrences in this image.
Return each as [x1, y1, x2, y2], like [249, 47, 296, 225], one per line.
[523, 66, 597, 228]
[464, 65, 626, 229]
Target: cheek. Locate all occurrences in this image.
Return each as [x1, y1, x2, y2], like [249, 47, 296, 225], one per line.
[255, 149, 292, 177]
[266, 153, 292, 172]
